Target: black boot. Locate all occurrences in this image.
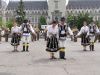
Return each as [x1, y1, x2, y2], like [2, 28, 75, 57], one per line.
[59, 47, 66, 60]
[22, 43, 25, 52]
[26, 43, 29, 52]
[90, 45, 92, 51]
[92, 45, 94, 51]
[59, 51, 66, 60]
[22, 46, 25, 52]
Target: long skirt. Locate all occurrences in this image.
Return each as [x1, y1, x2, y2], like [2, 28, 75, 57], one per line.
[81, 33, 90, 46]
[11, 33, 20, 46]
[46, 36, 59, 52]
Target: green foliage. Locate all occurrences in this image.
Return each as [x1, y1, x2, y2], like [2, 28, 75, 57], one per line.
[67, 14, 77, 28]
[16, 0, 25, 25]
[0, 17, 2, 27]
[39, 16, 47, 29]
[6, 19, 13, 30]
[67, 13, 93, 30]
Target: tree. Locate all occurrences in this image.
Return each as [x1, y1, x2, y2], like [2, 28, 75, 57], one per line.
[67, 14, 77, 28]
[76, 13, 93, 30]
[0, 17, 2, 27]
[16, 0, 25, 25]
[67, 13, 93, 30]
[39, 16, 47, 29]
[6, 19, 13, 30]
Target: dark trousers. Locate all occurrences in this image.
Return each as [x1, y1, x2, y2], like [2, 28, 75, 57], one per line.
[0, 36, 1, 42]
[5, 34, 9, 42]
[98, 35, 100, 42]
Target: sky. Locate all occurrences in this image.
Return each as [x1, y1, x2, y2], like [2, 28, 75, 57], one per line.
[10, 0, 45, 1]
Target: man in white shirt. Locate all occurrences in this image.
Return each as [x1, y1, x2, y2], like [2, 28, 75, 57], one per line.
[20, 19, 36, 52]
[58, 17, 73, 59]
[88, 22, 99, 51]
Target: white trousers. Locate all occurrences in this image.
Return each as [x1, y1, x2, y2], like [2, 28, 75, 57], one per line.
[22, 35, 31, 43]
[59, 40, 66, 48]
[89, 35, 95, 43]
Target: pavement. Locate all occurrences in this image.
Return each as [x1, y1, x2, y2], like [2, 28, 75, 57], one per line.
[0, 38, 100, 75]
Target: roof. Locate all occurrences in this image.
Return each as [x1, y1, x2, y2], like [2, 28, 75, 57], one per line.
[67, 0, 100, 9]
[0, 0, 1, 8]
[7, 1, 48, 10]
[7, 0, 100, 10]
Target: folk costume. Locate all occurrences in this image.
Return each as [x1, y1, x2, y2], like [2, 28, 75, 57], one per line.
[11, 25, 20, 51]
[20, 20, 35, 52]
[77, 25, 90, 51]
[46, 21, 59, 59]
[58, 23, 73, 59]
[46, 25, 59, 52]
[98, 27, 100, 42]
[88, 23, 99, 51]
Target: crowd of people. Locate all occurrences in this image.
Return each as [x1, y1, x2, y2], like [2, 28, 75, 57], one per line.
[0, 17, 100, 60]
[0, 27, 10, 42]
[45, 17, 100, 59]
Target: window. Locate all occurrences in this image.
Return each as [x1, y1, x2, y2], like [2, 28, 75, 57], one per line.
[54, 0, 58, 9]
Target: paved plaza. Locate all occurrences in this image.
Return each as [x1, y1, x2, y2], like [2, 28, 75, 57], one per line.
[0, 38, 100, 75]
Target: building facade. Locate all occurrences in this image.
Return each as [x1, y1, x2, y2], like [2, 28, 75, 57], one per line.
[47, 0, 66, 22]
[4, 0, 100, 25]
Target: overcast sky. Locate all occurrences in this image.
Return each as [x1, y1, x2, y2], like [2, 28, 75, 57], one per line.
[10, 0, 46, 1]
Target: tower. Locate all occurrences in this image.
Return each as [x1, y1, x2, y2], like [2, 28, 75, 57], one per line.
[47, 0, 67, 22]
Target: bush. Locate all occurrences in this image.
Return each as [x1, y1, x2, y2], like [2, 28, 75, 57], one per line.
[0, 17, 2, 27]
[67, 13, 93, 30]
[38, 16, 47, 29]
[6, 19, 13, 30]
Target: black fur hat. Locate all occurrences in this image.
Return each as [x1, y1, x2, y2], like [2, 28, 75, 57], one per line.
[23, 19, 28, 23]
[61, 17, 65, 21]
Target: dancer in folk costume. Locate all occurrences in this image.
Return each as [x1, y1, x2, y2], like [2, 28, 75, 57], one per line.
[88, 22, 99, 51]
[20, 19, 36, 52]
[11, 22, 21, 52]
[98, 26, 100, 42]
[58, 17, 73, 59]
[76, 21, 90, 51]
[46, 21, 59, 59]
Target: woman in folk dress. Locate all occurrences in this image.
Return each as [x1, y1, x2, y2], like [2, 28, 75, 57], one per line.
[76, 21, 90, 51]
[11, 22, 21, 52]
[46, 21, 59, 59]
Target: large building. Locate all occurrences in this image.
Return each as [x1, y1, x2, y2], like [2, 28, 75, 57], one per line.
[4, 0, 100, 25]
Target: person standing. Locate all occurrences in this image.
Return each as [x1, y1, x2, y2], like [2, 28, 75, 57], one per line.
[0, 27, 2, 42]
[34, 26, 40, 40]
[98, 26, 100, 42]
[88, 22, 99, 51]
[5, 28, 10, 42]
[76, 21, 90, 51]
[72, 26, 78, 42]
[11, 22, 20, 52]
[46, 21, 59, 59]
[20, 19, 36, 52]
[58, 17, 73, 59]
